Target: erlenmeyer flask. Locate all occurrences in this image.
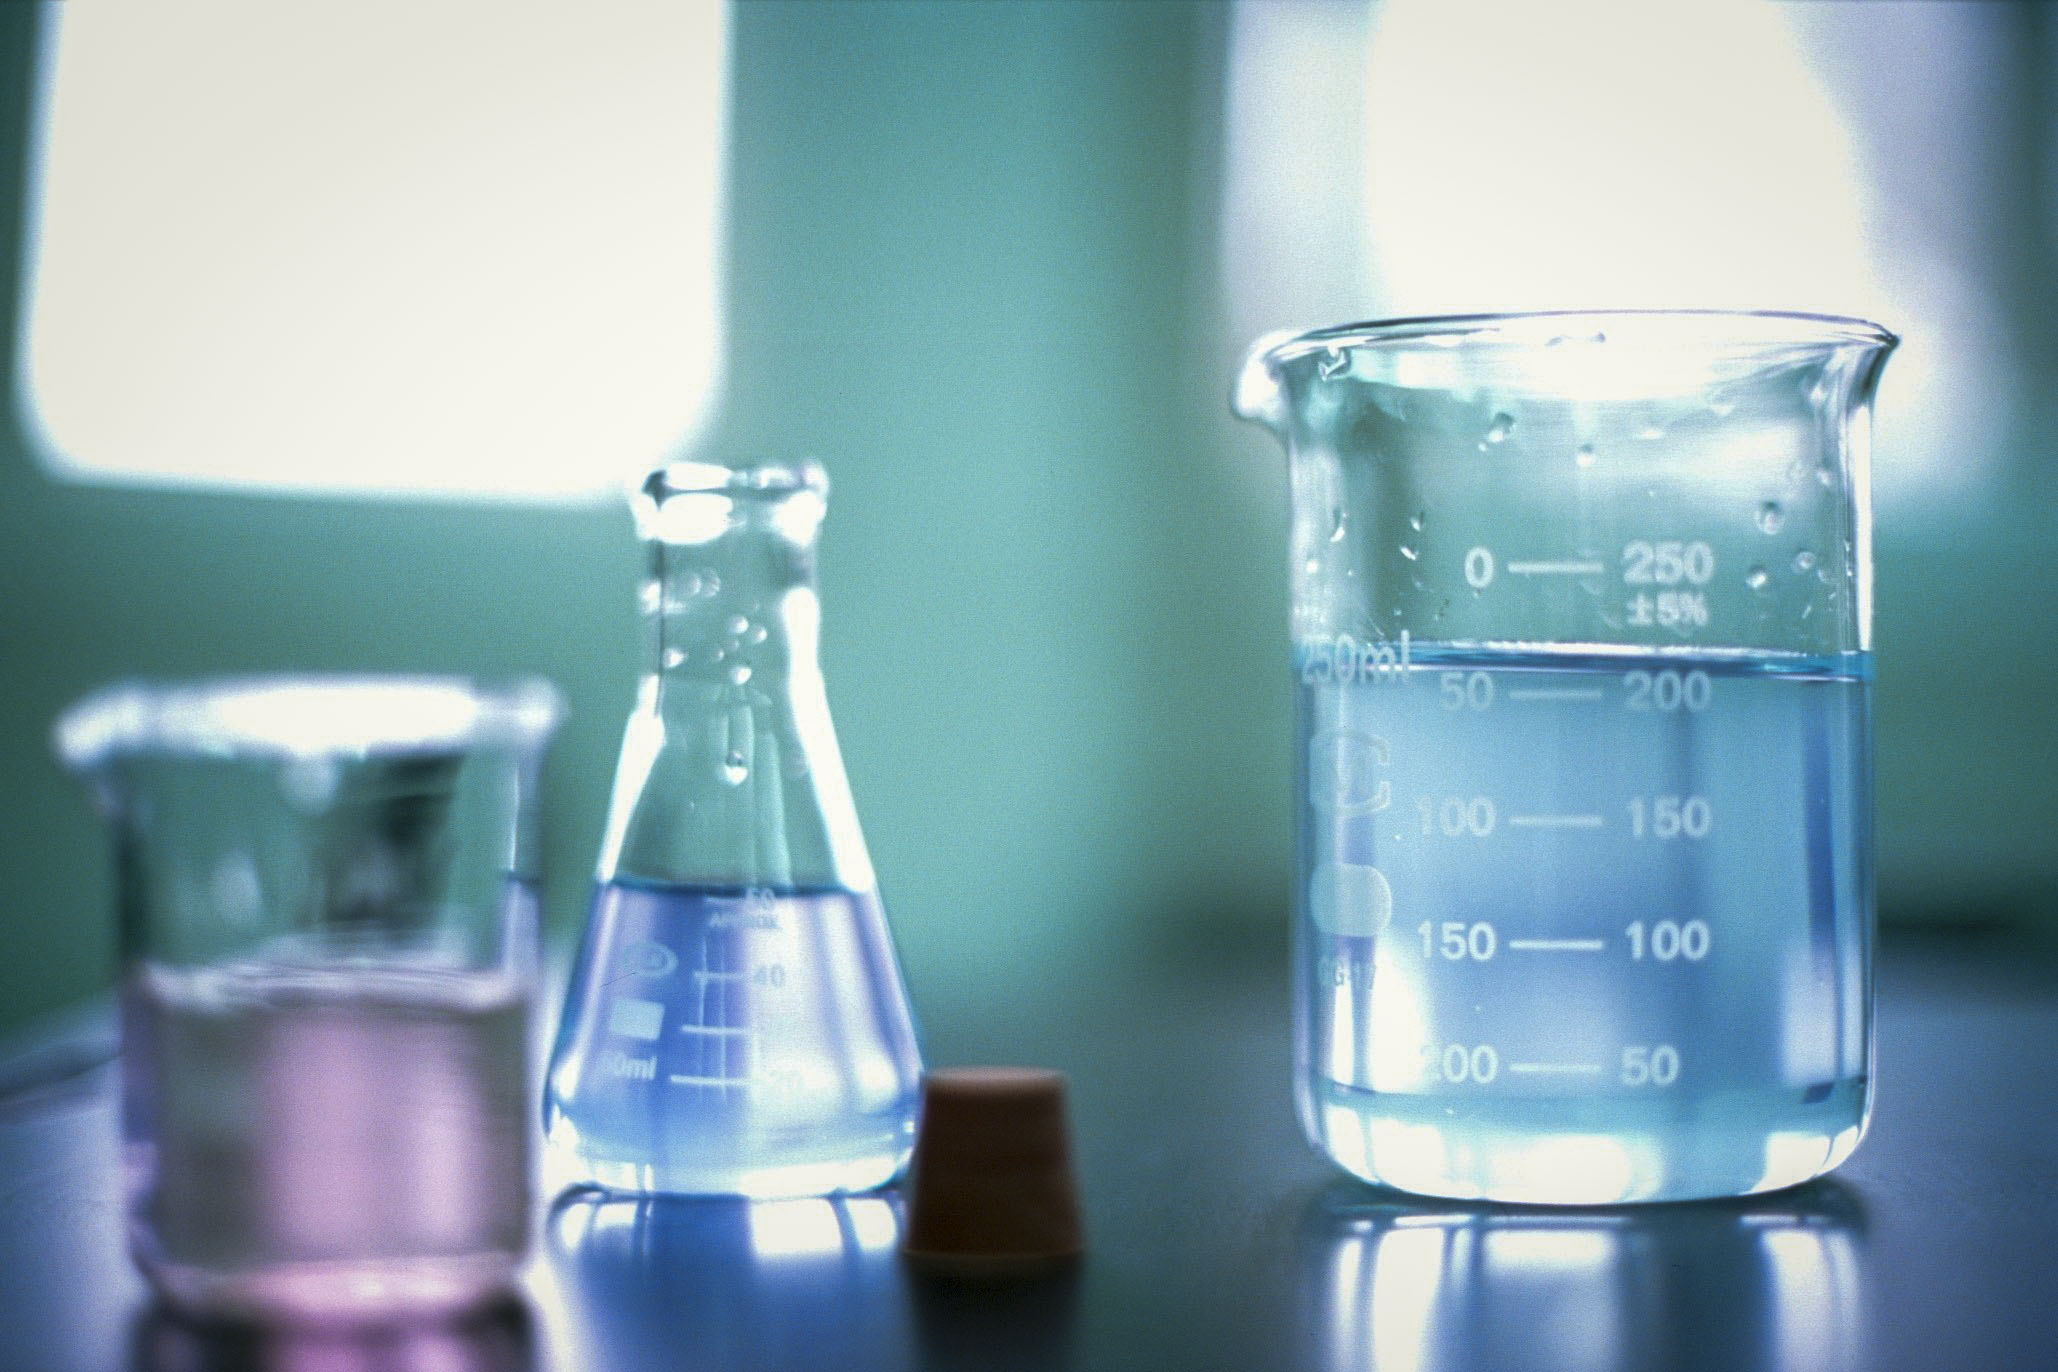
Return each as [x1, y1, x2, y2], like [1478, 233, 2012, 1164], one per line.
[544, 461, 922, 1197]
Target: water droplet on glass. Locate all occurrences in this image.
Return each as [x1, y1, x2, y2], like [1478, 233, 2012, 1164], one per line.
[1317, 347, 1350, 380]
[1815, 466, 1835, 488]
[722, 752, 749, 785]
[727, 664, 753, 686]
[1329, 509, 1348, 542]
[1399, 545, 1419, 562]
[747, 624, 768, 645]
[1793, 550, 1816, 572]
[1757, 501, 1783, 535]
[1710, 397, 1737, 418]
[725, 614, 750, 636]
[1484, 413, 1515, 444]
[1303, 557, 1321, 576]
[1745, 566, 1769, 590]
[1817, 567, 1833, 585]
[663, 648, 686, 669]
[1575, 444, 1597, 469]
[699, 572, 722, 597]
[1409, 511, 1425, 532]
[639, 581, 664, 614]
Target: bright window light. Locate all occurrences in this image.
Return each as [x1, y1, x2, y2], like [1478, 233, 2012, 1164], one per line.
[1222, 0, 2005, 506]
[20, 0, 727, 502]
[1359, 0, 1874, 316]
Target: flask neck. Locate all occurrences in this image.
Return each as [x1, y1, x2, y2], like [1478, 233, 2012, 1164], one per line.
[645, 531, 816, 696]
[597, 466, 873, 894]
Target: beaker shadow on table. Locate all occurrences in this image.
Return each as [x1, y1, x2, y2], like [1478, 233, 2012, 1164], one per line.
[537, 1190, 1078, 1372]
[1296, 1179, 1869, 1372]
[130, 1296, 537, 1372]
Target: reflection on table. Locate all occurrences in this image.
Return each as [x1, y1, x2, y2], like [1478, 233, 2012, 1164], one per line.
[1299, 1180, 1866, 1372]
[537, 1190, 1078, 1372]
[132, 1297, 536, 1372]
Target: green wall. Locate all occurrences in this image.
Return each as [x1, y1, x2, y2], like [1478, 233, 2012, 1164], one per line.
[0, 2, 1283, 1036]
[4, 1, 2055, 1037]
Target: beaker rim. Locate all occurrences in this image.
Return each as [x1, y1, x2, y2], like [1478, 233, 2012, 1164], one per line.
[54, 674, 564, 769]
[1249, 308, 1897, 368]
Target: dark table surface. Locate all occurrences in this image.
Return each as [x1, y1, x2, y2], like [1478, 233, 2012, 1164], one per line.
[4, 928, 2056, 1372]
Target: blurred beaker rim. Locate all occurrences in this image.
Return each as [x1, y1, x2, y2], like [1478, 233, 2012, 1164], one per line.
[54, 674, 564, 769]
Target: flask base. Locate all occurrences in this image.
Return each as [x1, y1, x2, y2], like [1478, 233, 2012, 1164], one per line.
[543, 1139, 910, 1200]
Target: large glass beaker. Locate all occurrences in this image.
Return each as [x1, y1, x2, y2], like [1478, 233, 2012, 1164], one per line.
[1234, 311, 1895, 1202]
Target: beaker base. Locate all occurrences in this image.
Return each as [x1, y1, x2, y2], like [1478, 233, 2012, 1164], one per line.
[1306, 1076, 1869, 1204]
[136, 1247, 524, 1323]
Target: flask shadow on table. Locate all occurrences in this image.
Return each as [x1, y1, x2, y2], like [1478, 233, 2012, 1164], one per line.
[538, 1189, 1077, 1372]
[1296, 1177, 1870, 1372]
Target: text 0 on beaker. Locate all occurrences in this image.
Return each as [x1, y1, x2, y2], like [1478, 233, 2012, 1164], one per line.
[57, 676, 561, 1318]
[1235, 310, 1895, 1203]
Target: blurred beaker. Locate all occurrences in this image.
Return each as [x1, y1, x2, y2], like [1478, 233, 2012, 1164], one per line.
[58, 677, 560, 1320]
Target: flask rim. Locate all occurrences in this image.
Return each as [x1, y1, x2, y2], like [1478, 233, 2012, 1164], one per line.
[640, 460, 829, 503]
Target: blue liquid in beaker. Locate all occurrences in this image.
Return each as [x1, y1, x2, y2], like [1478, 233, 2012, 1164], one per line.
[544, 881, 921, 1198]
[1297, 644, 1871, 1203]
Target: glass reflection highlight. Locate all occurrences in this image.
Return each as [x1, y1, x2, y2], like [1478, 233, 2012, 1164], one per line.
[538, 1191, 1079, 1371]
[539, 1193, 912, 1371]
[1302, 1181, 1866, 1372]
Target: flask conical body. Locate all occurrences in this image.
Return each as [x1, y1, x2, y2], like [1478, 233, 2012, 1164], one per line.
[544, 462, 921, 1197]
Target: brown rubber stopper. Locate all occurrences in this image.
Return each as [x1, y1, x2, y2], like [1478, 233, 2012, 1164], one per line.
[902, 1067, 1084, 1272]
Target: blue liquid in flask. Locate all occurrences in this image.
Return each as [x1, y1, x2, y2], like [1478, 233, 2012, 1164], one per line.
[544, 881, 920, 1197]
[1297, 644, 1871, 1203]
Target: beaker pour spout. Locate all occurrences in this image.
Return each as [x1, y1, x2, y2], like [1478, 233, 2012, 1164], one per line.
[1230, 328, 1303, 437]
